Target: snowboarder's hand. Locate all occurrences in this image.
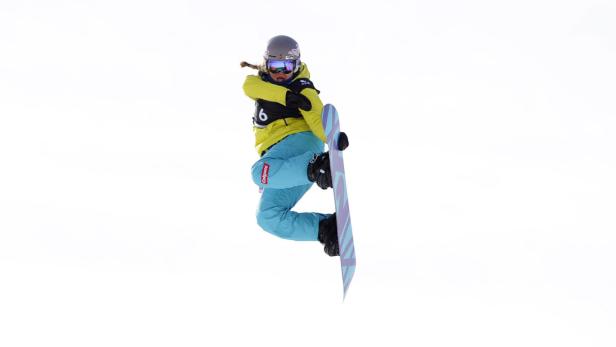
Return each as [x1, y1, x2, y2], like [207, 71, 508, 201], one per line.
[285, 91, 312, 111]
[337, 132, 349, 151]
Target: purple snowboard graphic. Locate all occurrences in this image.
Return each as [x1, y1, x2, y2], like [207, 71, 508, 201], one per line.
[322, 104, 356, 298]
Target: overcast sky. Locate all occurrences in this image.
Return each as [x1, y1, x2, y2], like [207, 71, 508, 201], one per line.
[1, 0, 615, 346]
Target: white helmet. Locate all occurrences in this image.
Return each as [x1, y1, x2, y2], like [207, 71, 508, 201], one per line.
[263, 35, 301, 73]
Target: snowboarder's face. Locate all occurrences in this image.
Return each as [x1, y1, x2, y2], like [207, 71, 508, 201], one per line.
[269, 71, 293, 82]
[266, 59, 295, 82]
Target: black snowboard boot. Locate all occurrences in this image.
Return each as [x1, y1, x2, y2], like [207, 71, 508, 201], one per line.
[307, 152, 332, 189]
[318, 213, 339, 256]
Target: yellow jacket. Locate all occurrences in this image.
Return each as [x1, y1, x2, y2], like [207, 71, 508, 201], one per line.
[243, 63, 326, 155]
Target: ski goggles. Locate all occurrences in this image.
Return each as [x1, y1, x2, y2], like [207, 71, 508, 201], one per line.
[266, 59, 296, 74]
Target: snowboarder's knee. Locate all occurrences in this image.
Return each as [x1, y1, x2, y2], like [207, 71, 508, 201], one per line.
[256, 208, 291, 240]
[251, 160, 270, 187]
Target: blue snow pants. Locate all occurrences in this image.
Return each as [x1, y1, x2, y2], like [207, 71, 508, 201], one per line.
[251, 131, 327, 241]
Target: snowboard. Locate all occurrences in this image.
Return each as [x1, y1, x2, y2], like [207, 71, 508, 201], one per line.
[322, 104, 356, 298]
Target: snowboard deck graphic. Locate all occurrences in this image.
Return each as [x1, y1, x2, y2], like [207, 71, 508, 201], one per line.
[322, 104, 356, 299]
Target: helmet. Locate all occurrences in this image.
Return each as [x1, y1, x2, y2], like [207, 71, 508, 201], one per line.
[263, 35, 301, 73]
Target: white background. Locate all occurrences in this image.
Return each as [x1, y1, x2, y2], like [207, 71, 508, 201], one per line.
[1, 0, 615, 346]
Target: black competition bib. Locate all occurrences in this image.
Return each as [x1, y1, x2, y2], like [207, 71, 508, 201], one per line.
[251, 78, 319, 128]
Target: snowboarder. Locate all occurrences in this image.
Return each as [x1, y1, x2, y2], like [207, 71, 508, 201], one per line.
[241, 35, 348, 256]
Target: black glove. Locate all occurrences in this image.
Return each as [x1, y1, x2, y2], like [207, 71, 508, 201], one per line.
[285, 91, 312, 111]
[337, 132, 349, 151]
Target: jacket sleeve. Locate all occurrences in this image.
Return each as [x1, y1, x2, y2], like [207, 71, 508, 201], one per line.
[243, 75, 287, 104]
[298, 88, 326, 143]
